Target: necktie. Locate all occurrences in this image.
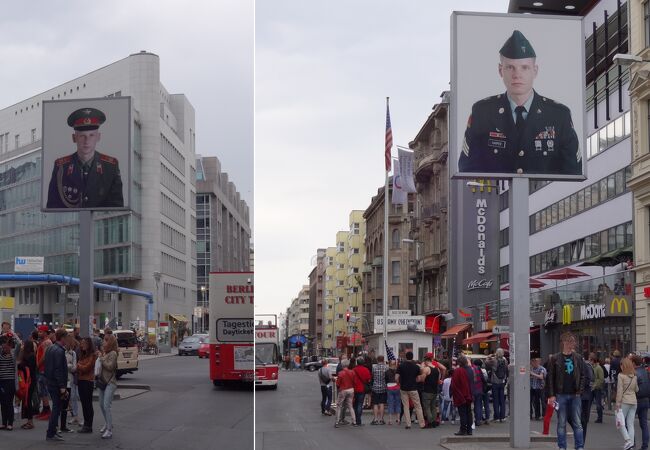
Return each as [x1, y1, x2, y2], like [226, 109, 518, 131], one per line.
[515, 106, 526, 134]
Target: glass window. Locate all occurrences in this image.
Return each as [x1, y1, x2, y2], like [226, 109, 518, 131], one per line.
[590, 134, 599, 158]
[577, 190, 584, 213]
[535, 212, 541, 231]
[626, 222, 634, 246]
[541, 209, 547, 228]
[600, 179, 608, 202]
[607, 174, 616, 198]
[616, 224, 625, 248]
[608, 227, 616, 251]
[589, 232, 600, 256]
[570, 193, 577, 216]
[625, 111, 631, 136]
[615, 170, 625, 195]
[607, 122, 616, 146]
[598, 128, 607, 152]
[584, 186, 592, 209]
[558, 199, 565, 221]
[558, 245, 565, 266]
[551, 203, 558, 224]
[591, 183, 600, 206]
[615, 116, 624, 141]
[391, 261, 400, 284]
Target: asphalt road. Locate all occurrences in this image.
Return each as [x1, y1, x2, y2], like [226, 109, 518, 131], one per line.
[2, 353, 254, 450]
[256, 369, 640, 450]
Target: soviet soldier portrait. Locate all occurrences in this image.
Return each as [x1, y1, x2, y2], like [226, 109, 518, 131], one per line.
[458, 30, 581, 176]
[46, 107, 124, 208]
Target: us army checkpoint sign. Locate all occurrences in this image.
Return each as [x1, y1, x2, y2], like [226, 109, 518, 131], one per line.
[450, 12, 585, 181]
[41, 97, 131, 211]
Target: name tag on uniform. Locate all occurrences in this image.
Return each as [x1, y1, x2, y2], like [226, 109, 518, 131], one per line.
[488, 139, 506, 149]
[489, 131, 506, 139]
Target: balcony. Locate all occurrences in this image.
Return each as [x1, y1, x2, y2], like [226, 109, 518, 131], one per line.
[422, 203, 440, 223]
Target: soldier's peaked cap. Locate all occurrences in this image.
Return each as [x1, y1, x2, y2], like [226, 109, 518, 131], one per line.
[67, 107, 106, 131]
[499, 30, 536, 59]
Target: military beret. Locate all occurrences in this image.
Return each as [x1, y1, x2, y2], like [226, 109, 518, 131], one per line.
[67, 107, 106, 131]
[500, 30, 536, 59]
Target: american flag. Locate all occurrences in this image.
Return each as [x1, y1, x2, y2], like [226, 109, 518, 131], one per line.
[385, 98, 392, 172]
[385, 340, 396, 361]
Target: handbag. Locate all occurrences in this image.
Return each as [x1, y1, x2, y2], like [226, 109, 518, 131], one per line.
[95, 376, 108, 391]
[615, 408, 625, 429]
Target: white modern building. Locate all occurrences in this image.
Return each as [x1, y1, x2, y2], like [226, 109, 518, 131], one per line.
[0, 52, 197, 342]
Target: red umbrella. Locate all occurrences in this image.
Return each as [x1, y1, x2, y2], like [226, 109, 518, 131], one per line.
[500, 278, 546, 291]
[538, 267, 589, 301]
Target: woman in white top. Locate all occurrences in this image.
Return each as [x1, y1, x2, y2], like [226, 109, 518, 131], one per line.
[441, 372, 457, 424]
[616, 357, 639, 450]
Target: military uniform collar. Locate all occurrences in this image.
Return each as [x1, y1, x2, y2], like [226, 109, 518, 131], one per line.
[506, 91, 535, 113]
[73, 151, 99, 168]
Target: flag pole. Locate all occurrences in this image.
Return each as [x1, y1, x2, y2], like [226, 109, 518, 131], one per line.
[383, 97, 391, 356]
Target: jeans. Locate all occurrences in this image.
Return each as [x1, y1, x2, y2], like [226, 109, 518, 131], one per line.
[441, 398, 457, 421]
[400, 390, 425, 428]
[60, 388, 70, 430]
[78, 380, 94, 430]
[353, 392, 365, 425]
[492, 383, 506, 420]
[481, 391, 490, 421]
[70, 383, 79, 417]
[98, 383, 117, 431]
[638, 398, 649, 450]
[46, 384, 63, 438]
[336, 388, 355, 424]
[386, 389, 401, 415]
[592, 388, 603, 421]
[619, 403, 637, 445]
[0, 379, 15, 426]
[556, 393, 584, 450]
[580, 396, 593, 441]
[320, 385, 332, 413]
[530, 388, 543, 419]
[458, 402, 472, 434]
[473, 392, 483, 425]
[422, 391, 437, 425]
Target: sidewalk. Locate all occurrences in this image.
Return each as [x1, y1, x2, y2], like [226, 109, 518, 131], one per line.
[138, 347, 178, 360]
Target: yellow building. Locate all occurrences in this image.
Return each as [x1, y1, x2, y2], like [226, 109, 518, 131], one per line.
[333, 231, 350, 341]
[322, 247, 337, 352]
[346, 211, 366, 334]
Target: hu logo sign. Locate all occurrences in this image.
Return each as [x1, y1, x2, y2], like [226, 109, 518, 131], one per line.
[562, 305, 572, 325]
[610, 297, 629, 315]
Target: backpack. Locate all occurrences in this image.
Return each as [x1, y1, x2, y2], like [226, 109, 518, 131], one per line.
[495, 359, 507, 380]
[583, 360, 594, 392]
[602, 365, 609, 380]
[318, 367, 330, 385]
[637, 367, 650, 399]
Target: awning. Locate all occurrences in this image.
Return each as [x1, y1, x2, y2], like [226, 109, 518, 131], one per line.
[169, 313, 189, 322]
[441, 323, 471, 338]
[462, 331, 497, 345]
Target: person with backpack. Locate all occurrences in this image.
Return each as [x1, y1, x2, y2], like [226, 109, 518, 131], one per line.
[578, 354, 594, 441]
[318, 358, 333, 416]
[477, 359, 491, 424]
[591, 353, 604, 424]
[634, 355, 650, 450]
[491, 348, 508, 422]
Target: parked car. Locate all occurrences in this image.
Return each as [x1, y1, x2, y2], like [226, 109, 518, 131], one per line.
[113, 329, 139, 379]
[198, 339, 210, 358]
[179, 335, 208, 356]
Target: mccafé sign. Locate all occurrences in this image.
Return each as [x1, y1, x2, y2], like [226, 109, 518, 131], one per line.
[556, 296, 632, 325]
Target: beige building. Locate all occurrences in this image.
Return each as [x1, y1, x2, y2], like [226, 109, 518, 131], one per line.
[628, 0, 650, 350]
[408, 93, 450, 316]
[287, 285, 310, 337]
[322, 247, 337, 352]
[362, 181, 417, 335]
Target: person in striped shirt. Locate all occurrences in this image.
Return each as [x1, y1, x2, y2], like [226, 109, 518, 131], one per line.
[0, 333, 17, 430]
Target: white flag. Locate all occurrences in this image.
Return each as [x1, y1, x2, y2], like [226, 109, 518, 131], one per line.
[391, 159, 407, 205]
[398, 148, 417, 193]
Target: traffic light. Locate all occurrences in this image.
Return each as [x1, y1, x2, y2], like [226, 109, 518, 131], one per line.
[346, 311, 350, 322]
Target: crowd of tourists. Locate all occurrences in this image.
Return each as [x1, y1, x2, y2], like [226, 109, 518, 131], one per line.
[0, 321, 118, 442]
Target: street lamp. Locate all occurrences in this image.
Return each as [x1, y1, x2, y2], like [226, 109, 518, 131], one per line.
[200, 286, 207, 333]
[403, 238, 424, 314]
[612, 53, 649, 66]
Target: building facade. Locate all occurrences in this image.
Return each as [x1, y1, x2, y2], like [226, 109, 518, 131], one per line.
[308, 248, 326, 354]
[0, 52, 197, 341]
[195, 155, 251, 330]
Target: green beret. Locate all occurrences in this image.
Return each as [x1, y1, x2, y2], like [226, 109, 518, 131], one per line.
[499, 30, 536, 59]
[67, 108, 106, 131]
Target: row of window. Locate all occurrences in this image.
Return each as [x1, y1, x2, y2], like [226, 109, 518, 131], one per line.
[160, 162, 186, 201]
[0, 133, 10, 155]
[161, 134, 186, 176]
[96, 214, 130, 246]
[0, 225, 78, 261]
[0, 179, 39, 212]
[95, 246, 130, 276]
[161, 192, 186, 227]
[587, 111, 630, 159]
[162, 251, 186, 281]
[529, 167, 630, 235]
[161, 221, 186, 253]
[164, 282, 186, 301]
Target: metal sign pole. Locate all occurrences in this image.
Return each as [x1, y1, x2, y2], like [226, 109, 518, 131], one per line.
[78, 211, 94, 338]
[508, 178, 530, 448]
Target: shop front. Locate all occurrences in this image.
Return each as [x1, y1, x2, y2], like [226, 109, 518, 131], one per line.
[538, 294, 633, 360]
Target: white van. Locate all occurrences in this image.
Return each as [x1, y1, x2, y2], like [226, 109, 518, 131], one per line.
[113, 329, 139, 379]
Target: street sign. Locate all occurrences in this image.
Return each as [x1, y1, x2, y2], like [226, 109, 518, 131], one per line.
[14, 256, 44, 273]
[374, 315, 425, 333]
[388, 310, 412, 316]
[67, 293, 80, 300]
[492, 325, 510, 334]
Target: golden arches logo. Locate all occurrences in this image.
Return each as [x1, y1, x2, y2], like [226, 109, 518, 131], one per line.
[469, 179, 494, 193]
[562, 305, 572, 325]
[610, 297, 629, 314]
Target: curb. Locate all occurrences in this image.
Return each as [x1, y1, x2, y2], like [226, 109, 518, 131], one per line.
[441, 434, 556, 444]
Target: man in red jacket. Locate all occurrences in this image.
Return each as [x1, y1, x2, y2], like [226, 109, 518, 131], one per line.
[452, 354, 474, 436]
[353, 357, 371, 426]
[335, 359, 357, 427]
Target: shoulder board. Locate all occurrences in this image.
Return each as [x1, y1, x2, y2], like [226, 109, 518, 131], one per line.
[55, 156, 72, 166]
[541, 96, 570, 111]
[99, 154, 118, 165]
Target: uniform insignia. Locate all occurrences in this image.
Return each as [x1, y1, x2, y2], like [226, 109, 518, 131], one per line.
[488, 139, 506, 149]
[498, 107, 504, 114]
[467, 115, 472, 128]
[462, 137, 469, 156]
[55, 156, 72, 166]
[542, 97, 547, 102]
[535, 140, 542, 151]
[99, 154, 117, 165]
[97, 163, 103, 175]
[547, 140, 554, 150]
[489, 131, 506, 139]
[67, 165, 74, 175]
[537, 109, 541, 114]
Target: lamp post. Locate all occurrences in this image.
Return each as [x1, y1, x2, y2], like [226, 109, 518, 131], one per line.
[153, 271, 161, 344]
[403, 238, 424, 314]
[200, 286, 207, 333]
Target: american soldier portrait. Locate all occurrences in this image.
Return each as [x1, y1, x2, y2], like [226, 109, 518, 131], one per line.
[458, 30, 581, 176]
[46, 107, 124, 208]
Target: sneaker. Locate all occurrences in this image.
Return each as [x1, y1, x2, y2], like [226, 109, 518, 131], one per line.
[61, 427, 75, 433]
[451, 420, 455, 425]
[46, 435, 64, 442]
[55, 431, 63, 438]
[101, 429, 112, 439]
[370, 420, 378, 425]
[78, 427, 93, 434]
[624, 442, 634, 450]
[405, 425, 411, 429]
[100, 424, 107, 433]
[379, 420, 386, 425]
[440, 420, 446, 424]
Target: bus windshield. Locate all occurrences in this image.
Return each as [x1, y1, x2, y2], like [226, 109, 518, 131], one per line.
[255, 343, 278, 365]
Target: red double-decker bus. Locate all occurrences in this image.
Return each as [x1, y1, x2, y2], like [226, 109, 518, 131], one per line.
[209, 272, 254, 386]
[255, 315, 279, 390]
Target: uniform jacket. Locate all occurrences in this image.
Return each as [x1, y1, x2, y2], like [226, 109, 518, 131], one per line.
[458, 91, 580, 176]
[46, 151, 123, 208]
[44, 341, 67, 389]
[546, 351, 585, 397]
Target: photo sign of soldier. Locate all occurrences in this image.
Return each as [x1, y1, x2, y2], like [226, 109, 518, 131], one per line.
[450, 13, 585, 181]
[42, 97, 131, 211]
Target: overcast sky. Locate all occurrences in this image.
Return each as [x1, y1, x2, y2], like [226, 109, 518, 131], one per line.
[0, 0, 253, 215]
[255, 0, 509, 317]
